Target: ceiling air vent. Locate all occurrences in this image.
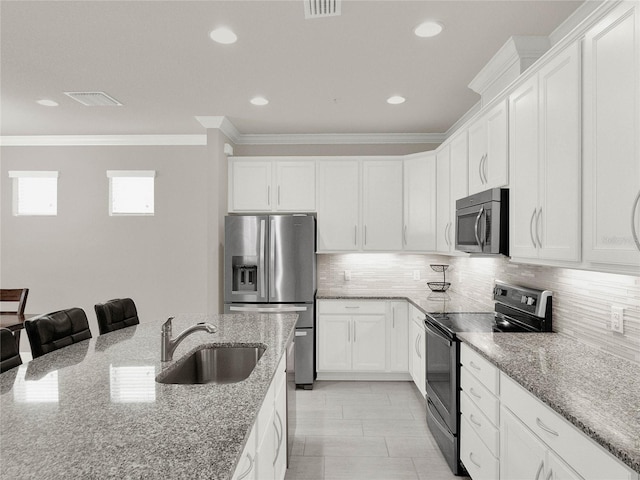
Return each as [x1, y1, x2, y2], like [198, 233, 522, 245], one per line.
[304, 0, 341, 19]
[64, 91, 122, 106]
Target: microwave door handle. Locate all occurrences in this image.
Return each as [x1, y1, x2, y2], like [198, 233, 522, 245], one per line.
[474, 207, 484, 248]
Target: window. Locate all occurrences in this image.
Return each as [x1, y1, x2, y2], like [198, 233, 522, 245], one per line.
[9, 171, 58, 216]
[107, 170, 155, 216]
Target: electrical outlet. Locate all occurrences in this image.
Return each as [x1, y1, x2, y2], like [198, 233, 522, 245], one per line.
[413, 270, 421, 280]
[344, 270, 351, 281]
[610, 306, 624, 333]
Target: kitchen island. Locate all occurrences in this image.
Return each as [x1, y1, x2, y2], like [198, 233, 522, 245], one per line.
[0, 313, 297, 479]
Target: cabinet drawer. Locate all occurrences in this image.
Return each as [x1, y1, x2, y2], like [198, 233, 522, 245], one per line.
[318, 300, 386, 315]
[501, 373, 634, 480]
[460, 343, 499, 395]
[460, 415, 499, 480]
[461, 367, 499, 427]
[460, 391, 499, 457]
[256, 378, 275, 444]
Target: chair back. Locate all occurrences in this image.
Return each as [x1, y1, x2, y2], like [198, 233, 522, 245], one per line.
[0, 328, 22, 373]
[0, 288, 29, 314]
[24, 308, 92, 358]
[94, 298, 139, 335]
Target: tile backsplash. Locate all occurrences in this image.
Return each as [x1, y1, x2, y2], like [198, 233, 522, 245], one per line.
[317, 254, 640, 363]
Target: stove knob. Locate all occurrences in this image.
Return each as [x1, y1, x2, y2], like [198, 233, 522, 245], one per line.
[521, 295, 527, 304]
[527, 296, 536, 306]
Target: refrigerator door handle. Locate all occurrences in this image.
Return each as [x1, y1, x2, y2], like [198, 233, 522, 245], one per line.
[229, 306, 309, 313]
[259, 219, 266, 299]
[270, 217, 276, 300]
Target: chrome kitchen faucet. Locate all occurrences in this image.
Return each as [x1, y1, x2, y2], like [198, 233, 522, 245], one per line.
[161, 317, 217, 362]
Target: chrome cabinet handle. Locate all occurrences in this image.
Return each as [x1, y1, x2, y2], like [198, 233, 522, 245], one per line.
[535, 460, 545, 480]
[417, 334, 422, 359]
[277, 185, 281, 206]
[267, 185, 271, 206]
[347, 322, 350, 342]
[364, 225, 367, 245]
[353, 322, 357, 342]
[545, 469, 553, 480]
[469, 361, 481, 371]
[482, 154, 488, 184]
[469, 414, 482, 427]
[273, 411, 284, 465]
[404, 225, 408, 245]
[444, 222, 451, 247]
[536, 417, 559, 437]
[392, 306, 395, 328]
[469, 387, 481, 400]
[530, 208, 538, 248]
[237, 453, 255, 480]
[447, 222, 453, 246]
[535, 207, 543, 248]
[632, 190, 640, 251]
[469, 452, 481, 468]
[354, 225, 357, 245]
[478, 154, 487, 184]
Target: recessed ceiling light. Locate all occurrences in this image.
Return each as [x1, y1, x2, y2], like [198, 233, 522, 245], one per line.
[414, 21, 444, 38]
[36, 99, 59, 107]
[387, 96, 406, 105]
[210, 27, 237, 44]
[250, 96, 269, 106]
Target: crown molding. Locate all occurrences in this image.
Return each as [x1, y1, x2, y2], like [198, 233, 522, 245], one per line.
[0, 134, 206, 147]
[194, 116, 443, 145]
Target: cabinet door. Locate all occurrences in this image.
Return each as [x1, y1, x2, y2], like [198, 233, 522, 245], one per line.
[436, 145, 452, 253]
[583, 2, 640, 270]
[256, 408, 276, 480]
[546, 450, 582, 480]
[500, 407, 548, 480]
[509, 76, 540, 260]
[230, 160, 273, 212]
[409, 317, 426, 397]
[317, 315, 351, 371]
[468, 119, 487, 195]
[538, 42, 582, 262]
[403, 154, 437, 251]
[317, 160, 360, 252]
[352, 314, 386, 371]
[362, 160, 403, 251]
[273, 381, 287, 480]
[388, 302, 409, 372]
[449, 131, 469, 244]
[275, 161, 316, 212]
[484, 100, 509, 190]
[232, 426, 257, 480]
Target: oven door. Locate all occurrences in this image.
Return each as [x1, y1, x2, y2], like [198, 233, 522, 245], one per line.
[424, 319, 457, 434]
[455, 202, 495, 254]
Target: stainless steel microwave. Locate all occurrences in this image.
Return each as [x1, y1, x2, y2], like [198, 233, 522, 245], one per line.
[455, 188, 509, 255]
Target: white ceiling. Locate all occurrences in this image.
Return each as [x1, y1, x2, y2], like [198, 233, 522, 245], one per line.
[0, 0, 583, 138]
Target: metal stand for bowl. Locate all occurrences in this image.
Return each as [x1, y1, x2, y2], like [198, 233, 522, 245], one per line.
[427, 264, 450, 292]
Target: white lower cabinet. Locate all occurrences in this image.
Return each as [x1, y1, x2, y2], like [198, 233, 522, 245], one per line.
[233, 353, 287, 480]
[461, 414, 500, 480]
[388, 301, 409, 372]
[500, 372, 636, 480]
[317, 300, 387, 373]
[408, 305, 426, 397]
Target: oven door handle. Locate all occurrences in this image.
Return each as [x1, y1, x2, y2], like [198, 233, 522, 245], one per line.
[424, 323, 452, 347]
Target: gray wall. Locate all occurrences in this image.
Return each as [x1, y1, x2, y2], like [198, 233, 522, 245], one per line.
[0, 143, 226, 349]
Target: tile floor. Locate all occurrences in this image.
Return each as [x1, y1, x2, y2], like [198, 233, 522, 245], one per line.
[284, 381, 463, 480]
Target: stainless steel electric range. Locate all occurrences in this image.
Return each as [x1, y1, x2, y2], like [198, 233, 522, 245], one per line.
[424, 281, 553, 476]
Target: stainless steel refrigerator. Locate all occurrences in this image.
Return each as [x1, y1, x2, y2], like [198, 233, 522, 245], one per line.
[223, 214, 316, 389]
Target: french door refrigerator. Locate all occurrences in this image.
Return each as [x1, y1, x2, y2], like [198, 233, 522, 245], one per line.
[223, 214, 317, 389]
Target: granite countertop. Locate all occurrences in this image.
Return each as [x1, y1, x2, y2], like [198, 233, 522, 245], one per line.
[316, 289, 492, 315]
[458, 332, 640, 474]
[0, 313, 297, 479]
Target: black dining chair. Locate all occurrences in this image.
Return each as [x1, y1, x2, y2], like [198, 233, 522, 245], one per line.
[24, 308, 92, 358]
[0, 328, 22, 373]
[94, 298, 140, 335]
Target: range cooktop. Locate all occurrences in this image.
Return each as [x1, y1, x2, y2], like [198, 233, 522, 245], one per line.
[426, 312, 496, 336]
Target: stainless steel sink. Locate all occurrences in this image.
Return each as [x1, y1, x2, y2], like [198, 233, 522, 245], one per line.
[156, 345, 266, 385]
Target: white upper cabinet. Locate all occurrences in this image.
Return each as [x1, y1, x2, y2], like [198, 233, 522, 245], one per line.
[583, 2, 640, 273]
[436, 144, 453, 253]
[317, 158, 403, 253]
[228, 158, 315, 213]
[403, 152, 437, 251]
[468, 100, 509, 195]
[317, 159, 360, 252]
[509, 42, 581, 263]
[362, 159, 404, 251]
